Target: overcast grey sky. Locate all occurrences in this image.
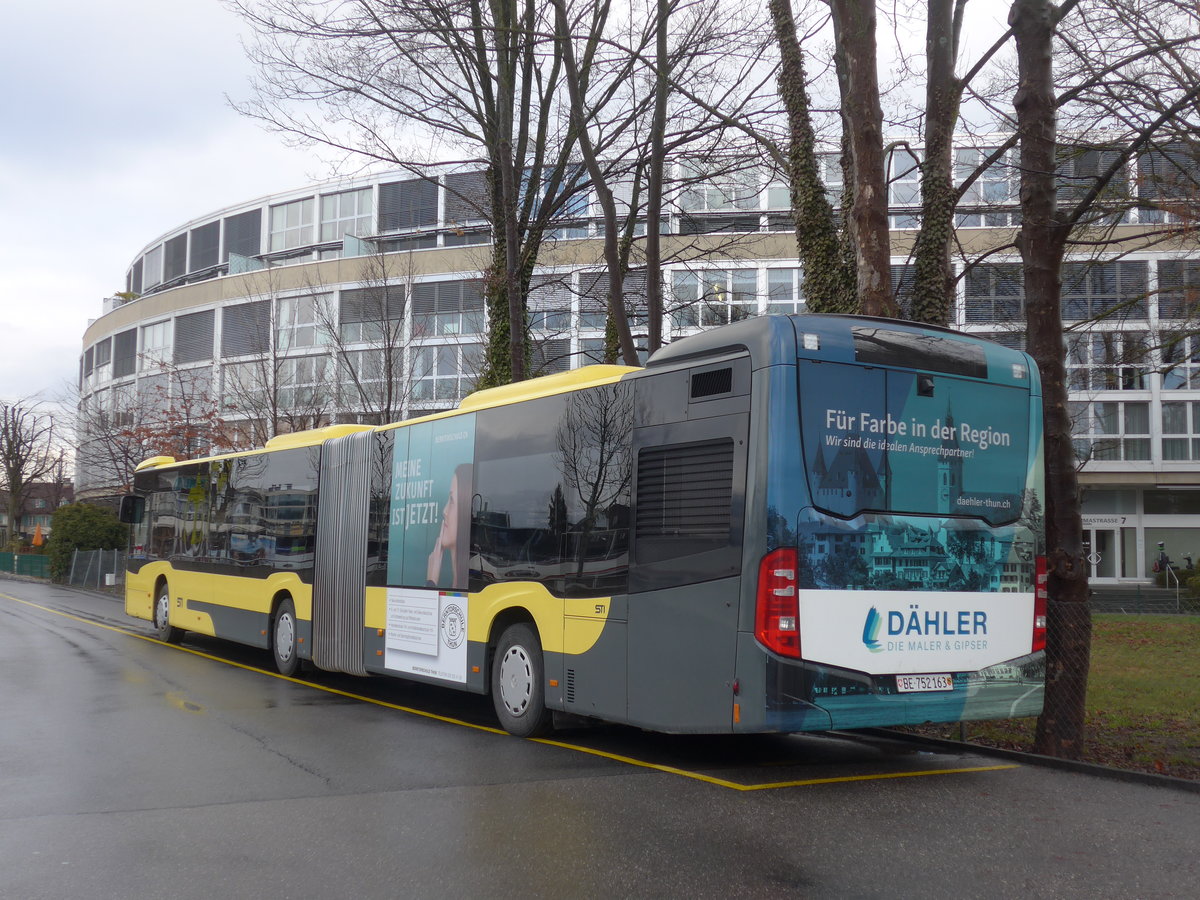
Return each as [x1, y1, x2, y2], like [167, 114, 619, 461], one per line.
[0, 0, 329, 404]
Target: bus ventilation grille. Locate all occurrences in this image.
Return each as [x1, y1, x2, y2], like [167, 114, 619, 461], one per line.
[690, 367, 732, 399]
[566, 668, 576, 703]
[636, 439, 735, 540]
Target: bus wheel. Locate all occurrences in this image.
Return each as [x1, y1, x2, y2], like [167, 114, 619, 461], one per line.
[272, 598, 301, 677]
[153, 582, 183, 644]
[492, 623, 552, 738]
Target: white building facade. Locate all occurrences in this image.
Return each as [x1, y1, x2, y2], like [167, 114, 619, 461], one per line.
[78, 149, 1200, 583]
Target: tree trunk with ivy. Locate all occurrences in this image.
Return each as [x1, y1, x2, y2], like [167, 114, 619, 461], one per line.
[908, 0, 961, 326]
[1011, 0, 1091, 760]
[766, 0, 855, 313]
[479, 161, 528, 390]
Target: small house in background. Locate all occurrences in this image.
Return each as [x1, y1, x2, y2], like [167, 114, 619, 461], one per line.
[0, 482, 75, 547]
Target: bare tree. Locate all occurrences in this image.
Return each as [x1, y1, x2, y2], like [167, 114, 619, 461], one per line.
[0, 400, 62, 547]
[313, 245, 415, 425]
[219, 268, 336, 447]
[231, 0, 605, 385]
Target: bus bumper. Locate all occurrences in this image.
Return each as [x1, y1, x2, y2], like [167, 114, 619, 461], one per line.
[745, 650, 1046, 732]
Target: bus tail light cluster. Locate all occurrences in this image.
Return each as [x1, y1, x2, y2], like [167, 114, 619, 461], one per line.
[1033, 555, 1048, 653]
[756, 548, 800, 658]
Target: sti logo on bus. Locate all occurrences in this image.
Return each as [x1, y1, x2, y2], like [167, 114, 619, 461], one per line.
[861, 604, 989, 650]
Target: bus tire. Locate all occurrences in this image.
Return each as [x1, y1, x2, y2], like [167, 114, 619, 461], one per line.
[272, 597, 301, 677]
[492, 623, 552, 738]
[153, 581, 183, 644]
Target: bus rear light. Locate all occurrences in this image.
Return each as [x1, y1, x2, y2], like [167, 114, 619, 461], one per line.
[756, 548, 800, 658]
[1033, 555, 1049, 652]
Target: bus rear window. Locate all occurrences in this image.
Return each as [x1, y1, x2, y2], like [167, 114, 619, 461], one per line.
[799, 360, 1031, 525]
[853, 326, 988, 378]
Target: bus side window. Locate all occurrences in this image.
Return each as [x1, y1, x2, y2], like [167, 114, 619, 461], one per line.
[471, 384, 633, 598]
[119, 494, 144, 524]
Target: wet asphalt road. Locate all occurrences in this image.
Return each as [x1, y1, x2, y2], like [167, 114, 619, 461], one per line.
[1, 577, 1196, 900]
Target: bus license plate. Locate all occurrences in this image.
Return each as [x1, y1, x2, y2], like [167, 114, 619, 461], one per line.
[895, 674, 954, 693]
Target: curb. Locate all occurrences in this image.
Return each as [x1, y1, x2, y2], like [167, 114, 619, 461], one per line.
[871, 728, 1200, 794]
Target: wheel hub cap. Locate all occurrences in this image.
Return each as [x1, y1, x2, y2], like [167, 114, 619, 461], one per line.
[499, 646, 532, 716]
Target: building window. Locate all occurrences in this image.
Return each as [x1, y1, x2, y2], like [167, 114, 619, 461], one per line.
[222, 301, 271, 358]
[766, 268, 806, 315]
[579, 337, 609, 365]
[577, 270, 651, 329]
[1062, 261, 1148, 322]
[1160, 330, 1200, 390]
[140, 321, 172, 370]
[1157, 260, 1200, 321]
[190, 221, 220, 272]
[529, 338, 571, 375]
[670, 269, 758, 329]
[113, 329, 138, 378]
[93, 338, 112, 383]
[964, 263, 1024, 324]
[679, 165, 760, 213]
[443, 172, 489, 226]
[224, 209, 263, 261]
[320, 189, 373, 242]
[335, 348, 407, 411]
[1071, 400, 1151, 461]
[222, 362, 264, 413]
[270, 198, 315, 252]
[411, 280, 485, 337]
[378, 178, 439, 232]
[164, 233, 188, 282]
[1161, 401, 1200, 461]
[889, 148, 922, 228]
[530, 309, 571, 332]
[955, 148, 1018, 227]
[411, 343, 483, 404]
[339, 286, 406, 343]
[1138, 144, 1199, 224]
[277, 355, 333, 410]
[277, 295, 330, 351]
[143, 245, 163, 291]
[1067, 331, 1150, 391]
[165, 314, 210, 384]
[677, 164, 761, 234]
[1057, 145, 1129, 222]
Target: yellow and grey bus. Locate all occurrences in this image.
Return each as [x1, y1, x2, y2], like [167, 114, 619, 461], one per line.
[122, 314, 1047, 736]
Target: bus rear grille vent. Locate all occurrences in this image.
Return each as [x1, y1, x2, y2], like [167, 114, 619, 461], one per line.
[566, 668, 576, 703]
[690, 367, 733, 399]
[636, 439, 734, 539]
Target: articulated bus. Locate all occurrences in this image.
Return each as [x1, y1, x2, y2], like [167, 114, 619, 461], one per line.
[121, 314, 1046, 737]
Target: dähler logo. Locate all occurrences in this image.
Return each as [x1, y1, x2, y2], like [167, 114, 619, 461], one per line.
[862, 606, 883, 652]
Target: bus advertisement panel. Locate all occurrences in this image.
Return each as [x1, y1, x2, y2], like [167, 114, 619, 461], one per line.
[383, 415, 475, 683]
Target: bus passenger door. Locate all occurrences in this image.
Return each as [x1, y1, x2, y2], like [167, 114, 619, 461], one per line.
[626, 408, 749, 732]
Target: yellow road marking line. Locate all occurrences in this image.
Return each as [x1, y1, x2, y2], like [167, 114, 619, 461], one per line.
[2, 593, 1020, 790]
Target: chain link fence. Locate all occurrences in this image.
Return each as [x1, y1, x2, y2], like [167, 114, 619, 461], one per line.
[66, 549, 127, 593]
